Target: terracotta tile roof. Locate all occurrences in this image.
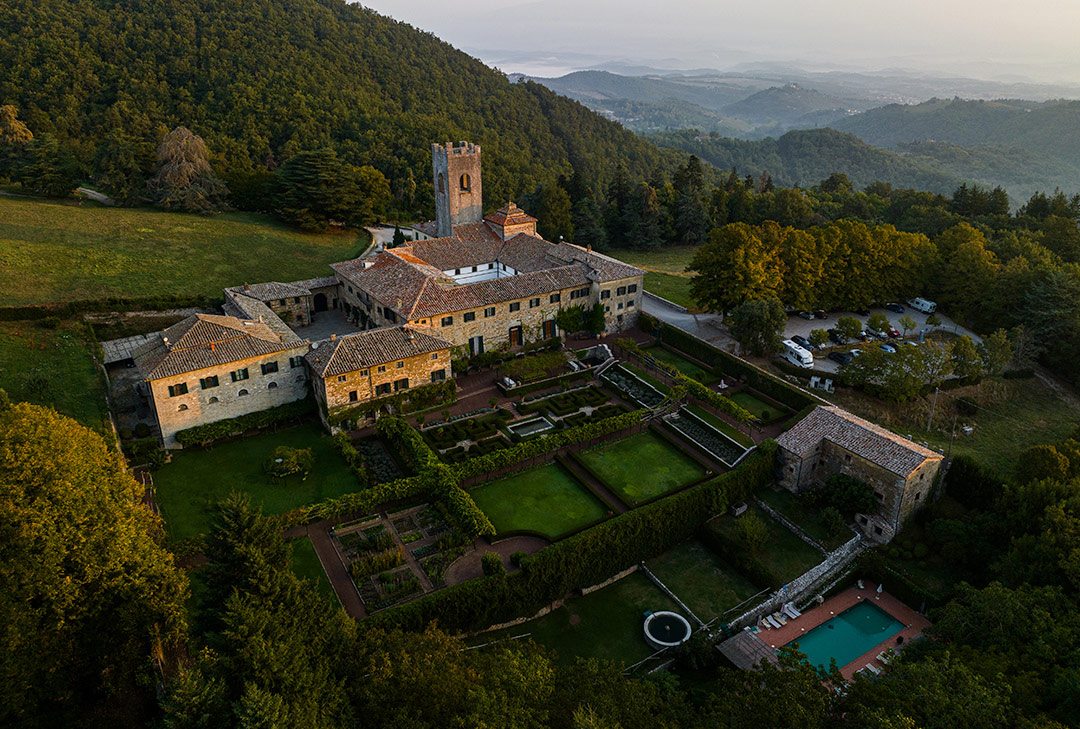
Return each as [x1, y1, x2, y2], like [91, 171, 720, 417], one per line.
[133, 313, 306, 381]
[484, 201, 537, 226]
[224, 281, 310, 301]
[304, 326, 452, 377]
[411, 220, 439, 238]
[288, 275, 338, 290]
[776, 405, 942, 478]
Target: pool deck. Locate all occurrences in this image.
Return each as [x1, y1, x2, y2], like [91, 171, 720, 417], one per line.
[756, 581, 931, 680]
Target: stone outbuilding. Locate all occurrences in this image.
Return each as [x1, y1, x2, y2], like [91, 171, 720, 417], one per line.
[304, 325, 454, 422]
[775, 405, 944, 540]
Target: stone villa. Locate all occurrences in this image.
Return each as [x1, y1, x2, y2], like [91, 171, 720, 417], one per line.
[775, 405, 944, 541]
[131, 139, 644, 447]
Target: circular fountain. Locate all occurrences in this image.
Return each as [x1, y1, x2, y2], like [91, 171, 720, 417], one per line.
[643, 611, 692, 650]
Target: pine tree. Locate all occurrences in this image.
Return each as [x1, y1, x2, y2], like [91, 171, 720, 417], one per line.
[571, 196, 607, 250]
[17, 134, 80, 198]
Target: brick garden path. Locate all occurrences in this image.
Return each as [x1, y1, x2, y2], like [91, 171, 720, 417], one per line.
[304, 521, 368, 619]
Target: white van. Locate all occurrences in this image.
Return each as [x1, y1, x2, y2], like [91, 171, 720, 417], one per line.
[908, 297, 937, 314]
[782, 339, 814, 369]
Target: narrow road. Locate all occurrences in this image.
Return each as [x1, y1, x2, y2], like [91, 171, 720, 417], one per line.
[307, 522, 367, 619]
[642, 295, 737, 351]
[76, 187, 116, 206]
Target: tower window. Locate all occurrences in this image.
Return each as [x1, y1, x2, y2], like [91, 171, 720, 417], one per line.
[437, 173, 445, 194]
[460, 173, 471, 191]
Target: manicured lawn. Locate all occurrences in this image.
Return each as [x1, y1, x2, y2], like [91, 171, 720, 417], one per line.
[154, 423, 358, 541]
[757, 487, 855, 552]
[708, 506, 823, 584]
[290, 536, 335, 601]
[730, 390, 788, 424]
[686, 404, 755, 448]
[644, 345, 720, 384]
[577, 430, 705, 505]
[470, 462, 609, 539]
[0, 196, 367, 306]
[0, 320, 108, 431]
[474, 571, 680, 666]
[608, 247, 704, 312]
[646, 539, 762, 621]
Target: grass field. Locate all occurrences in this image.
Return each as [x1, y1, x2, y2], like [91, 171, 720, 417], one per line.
[646, 539, 762, 620]
[0, 196, 367, 306]
[475, 571, 680, 666]
[709, 506, 823, 584]
[757, 487, 855, 552]
[577, 430, 705, 505]
[470, 462, 609, 539]
[154, 423, 357, 541]
[830, 376, 1080, 479]
[0, 320, 109, 430]
[290, 536, 335, 601]
[608, 247, 703, 312]
[730, 390, 788, 424]
[686, 404, 755, 448]
[644, 344, 720, 384]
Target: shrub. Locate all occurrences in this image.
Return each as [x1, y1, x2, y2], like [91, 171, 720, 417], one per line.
[175, 399, 313, 446]
[821, 506, 846, 538]
[264, 446, 313, 480]
[481, 552, 505, 577]
[734, 512, 768, 553]
[37, 316, 61, 329]
[510, 550, 528, 567]
[805, 474, 877, 516]
[118, 426, 133, 441]
[913, 543, 930, 559]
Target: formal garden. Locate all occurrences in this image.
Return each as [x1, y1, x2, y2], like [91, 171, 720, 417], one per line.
[469, 462, 612, 539]
[572, 429, 708, 505]
[640, 344, 721, 385]
[153, 423, 357, 541]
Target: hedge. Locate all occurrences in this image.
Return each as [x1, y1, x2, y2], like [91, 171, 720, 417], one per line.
[452, 409, 646, 481]
[0, 293, 224, 322]
[174, 399, 314, 447]
[365, 441, 776, 633]
[658, 324, 826, 411]
[327, 379, 457, 426]
[376, 416, 440, 473]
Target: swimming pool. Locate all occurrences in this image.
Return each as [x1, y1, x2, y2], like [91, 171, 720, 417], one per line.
[785, 600, 904, 670]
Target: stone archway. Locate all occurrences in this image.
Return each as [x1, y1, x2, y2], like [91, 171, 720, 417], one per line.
[313, 292, 328, 312]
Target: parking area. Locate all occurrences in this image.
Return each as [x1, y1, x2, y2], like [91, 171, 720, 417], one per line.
[782, 305, 981, 373]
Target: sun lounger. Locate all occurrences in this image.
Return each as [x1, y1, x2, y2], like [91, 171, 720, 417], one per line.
[866, 663, 882, 675]
[857, 579, 865, 589]
[877, 650, 894, 664]
[765, 614, 782, 629]
[783, 603, 801, 619]
[772, 611, 787, 626]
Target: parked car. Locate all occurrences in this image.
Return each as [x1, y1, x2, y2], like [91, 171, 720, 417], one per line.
[791, 334, 812, 350]
[887, 327, 901, 337]
[856, 309, 871, 317]
[907, 297, 937, 314]
[879, 344, 897, 354]
[828, 328, 845, 344]
[885, 302, 905, 313]
[797, 310, 814, 320]
[858, 330, 872, 341]
[814, 310, 829, 320]
[901, 341, 919, 348]
[829, 351, 852, 365]
[849, 349, 863, 358]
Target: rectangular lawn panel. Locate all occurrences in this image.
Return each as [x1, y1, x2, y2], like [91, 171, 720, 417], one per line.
[757, 487, 855, 551]
[646, 539, 761, 620]
[154, 423, 357, 541]
[708, 506, 823, 584]
[290, 536, 335, 601]
[730, 391, 788, 423]
[470, 463, 609, 539]
[644, 345, 720, 384]
[474, 571, 680, 666]
[577, 430, 705, 505]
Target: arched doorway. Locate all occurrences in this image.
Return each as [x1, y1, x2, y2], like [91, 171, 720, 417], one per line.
[313, 293, 328, 312]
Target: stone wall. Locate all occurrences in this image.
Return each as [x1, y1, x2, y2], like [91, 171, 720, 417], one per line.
[150, 346, 310, 447]
[315, 346, 451, 411]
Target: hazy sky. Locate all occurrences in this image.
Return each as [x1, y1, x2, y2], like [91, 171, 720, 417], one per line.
[358, 0, 1080, 82]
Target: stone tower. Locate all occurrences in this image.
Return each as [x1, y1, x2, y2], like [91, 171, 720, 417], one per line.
[433, 141, 482, 237]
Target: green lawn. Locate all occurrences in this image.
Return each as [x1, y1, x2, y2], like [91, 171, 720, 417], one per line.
[470, 462, 609, 539]
[0, 196, 367, 306]
[577, 430, 705, 505]
[154, 423, 358, 541]
[730, 390, 788, 424]
[0, 320, 109, 431]
[608, 247, 703, 312]
[644, 345, 720, 384]
[646, 539, 762, 621]
[686, 404, 755, 448]
[475, 571, 680, 666]
[709, 506, 823, 584]
[757, 487, 855, 551]
[290, 536, 335, 601]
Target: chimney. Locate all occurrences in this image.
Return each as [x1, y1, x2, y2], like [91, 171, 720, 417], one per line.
[330, 334, 336, 341]
[210, 342, 215, 352]
[243, 283, 250, 291]
[258, 314, 263, 323]
[404, 326, 414, 341]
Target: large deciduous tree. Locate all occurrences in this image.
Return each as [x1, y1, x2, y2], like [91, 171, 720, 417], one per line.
[0, 396, 188, 728]
[726, 296, 786, 356]
[147, 126, 230, 213]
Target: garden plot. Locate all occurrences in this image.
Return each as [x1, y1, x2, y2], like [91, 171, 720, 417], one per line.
[664, 409, 748, 467]
[729, 390, 790, 425]
[470, 462, 610, 539]
[351, 436, 407, 482]
[601, 365, 667, 408]
[516, 385, 609, 418]
[574, 430, 707, 505]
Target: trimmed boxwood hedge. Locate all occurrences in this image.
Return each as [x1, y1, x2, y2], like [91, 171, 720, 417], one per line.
[366, 441, 776, 633]
[175, 399, 314, 447]
[327, 379, 457, 426]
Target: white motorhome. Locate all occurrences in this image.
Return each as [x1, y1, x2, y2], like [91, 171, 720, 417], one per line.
[782, 339, 814, 369]
[908, 297, 937, 314]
